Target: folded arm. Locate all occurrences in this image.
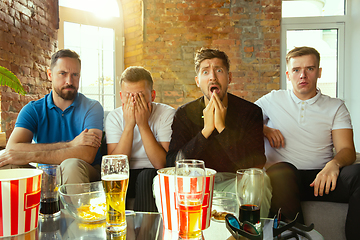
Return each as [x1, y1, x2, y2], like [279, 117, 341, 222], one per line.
[2, 127, 102, 166]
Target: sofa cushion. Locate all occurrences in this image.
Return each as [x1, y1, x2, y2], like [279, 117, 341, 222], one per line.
[301, 201, 347, 240]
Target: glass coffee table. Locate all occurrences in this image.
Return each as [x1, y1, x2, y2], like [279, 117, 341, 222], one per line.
[203, 218, 324, 240]
[2, 210, 323, 240]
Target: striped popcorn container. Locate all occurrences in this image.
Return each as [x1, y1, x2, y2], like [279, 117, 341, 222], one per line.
[157, 167, 216, 231]
[0, 169, 43, 237]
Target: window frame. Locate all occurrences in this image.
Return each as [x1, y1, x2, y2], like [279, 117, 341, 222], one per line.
[58, 5, 124, 110]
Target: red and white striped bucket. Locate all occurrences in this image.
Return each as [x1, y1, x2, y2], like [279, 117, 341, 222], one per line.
[157, 167, 216, 231]
[0, 169, 43, 237]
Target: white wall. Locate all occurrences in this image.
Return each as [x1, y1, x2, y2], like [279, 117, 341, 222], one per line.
[345, 0, 360, 151]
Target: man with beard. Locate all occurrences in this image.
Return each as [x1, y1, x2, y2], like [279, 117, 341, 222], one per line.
[0, 49, 104, 184]
[165, 48, 271, 217]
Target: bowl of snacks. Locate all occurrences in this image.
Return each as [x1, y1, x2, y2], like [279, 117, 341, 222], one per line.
[211, 191, 238, 222]
[59, 181, 106, 223]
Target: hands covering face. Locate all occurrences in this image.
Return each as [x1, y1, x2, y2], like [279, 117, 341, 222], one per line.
[122, 92, 151, 129]
[202, 92, 227, 138]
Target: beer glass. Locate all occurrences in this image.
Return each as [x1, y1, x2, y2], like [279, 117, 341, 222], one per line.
[101, 155, 129, 234]
[236, 168, 264, 233]
[38, 164, 62, 217]
[175, 160, 205, 240]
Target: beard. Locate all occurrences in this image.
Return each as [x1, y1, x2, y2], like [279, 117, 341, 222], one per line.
[54, 85, 77, 100]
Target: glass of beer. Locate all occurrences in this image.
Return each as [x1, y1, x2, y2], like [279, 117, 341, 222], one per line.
[236, 168, 264, 233]
[175, 159, 205, 240]
[101, 155, 129, 234]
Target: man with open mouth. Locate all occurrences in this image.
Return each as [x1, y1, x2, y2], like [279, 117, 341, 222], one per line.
[165, 48, 272, 218]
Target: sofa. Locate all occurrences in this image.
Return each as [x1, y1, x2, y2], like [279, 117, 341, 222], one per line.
[301, 152, 360, 240]
[302, 201, 347, 240]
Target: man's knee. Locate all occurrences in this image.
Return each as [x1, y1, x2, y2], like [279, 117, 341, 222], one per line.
[60, 158, 92, 184]
[340, 164, 360, 189]
[266, 162, 301, 201]
[341, 164, 360, 177]
[61, 158, 87, 171]
[134, 168, 158, 212]
[266, 162, 300, 185]
[136, 168, 158, 186]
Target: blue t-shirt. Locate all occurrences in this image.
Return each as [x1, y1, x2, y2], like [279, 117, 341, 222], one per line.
[15, 91, 104, 165]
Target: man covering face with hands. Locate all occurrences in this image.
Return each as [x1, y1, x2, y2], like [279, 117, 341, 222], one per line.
[105, 66, 175, 212]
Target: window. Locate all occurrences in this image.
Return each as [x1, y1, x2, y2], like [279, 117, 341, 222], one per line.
[59, 0, 120, 18]
[282, 0, 345, 18]
[64, 22, 115, 111]
[58, 0, 124, 113]
[284, 27, 343, 98]
[281, 0, 346, 99]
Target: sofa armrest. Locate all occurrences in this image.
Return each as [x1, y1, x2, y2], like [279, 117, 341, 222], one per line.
[355, 152, 360, 164]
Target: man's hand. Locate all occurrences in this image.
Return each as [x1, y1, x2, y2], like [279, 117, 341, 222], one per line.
[213, 92, 226, 133]
[0, 149, 31, 167]
[202, 96, 215, 138]
[310, 160, 340, 196]
[263, 125, 285, 148]
[134, 93, 151, 128]
[122, 93, 136, 129]
[69, 129, 101, 148]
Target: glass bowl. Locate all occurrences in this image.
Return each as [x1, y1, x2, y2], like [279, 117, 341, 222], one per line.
[211, 191, 238, 222]
[59, 181, 106, 223]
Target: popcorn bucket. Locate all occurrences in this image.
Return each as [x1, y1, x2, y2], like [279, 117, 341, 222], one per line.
[0, 169, 43, 237]
[157, 167, 216, 231]
[162, 227, 180, 240]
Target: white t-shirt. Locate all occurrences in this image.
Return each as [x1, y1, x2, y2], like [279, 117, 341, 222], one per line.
[105, 102, 176, 169]
[255, 89, 352, 170]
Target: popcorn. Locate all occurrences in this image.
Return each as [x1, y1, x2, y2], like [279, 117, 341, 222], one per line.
[211, 209, 228, 221]
[77, 200, 106, 221]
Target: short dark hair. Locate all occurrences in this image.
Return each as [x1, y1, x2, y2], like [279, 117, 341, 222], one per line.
[120, 66, 153, 90]
[194, 48, 230, 75]
[286, 46, 320, 67]
[50, 49, 81, 70]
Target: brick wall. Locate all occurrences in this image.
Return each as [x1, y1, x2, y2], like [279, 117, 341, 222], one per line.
[122, 0, 144, 67]
[0, 0, 280, 140]
[124, 0, 281, 107]
[0, 0, 58, 139]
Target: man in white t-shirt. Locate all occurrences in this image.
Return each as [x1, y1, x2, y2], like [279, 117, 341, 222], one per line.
[105, 66, 175, 212]
[255, 46, 360, 240]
